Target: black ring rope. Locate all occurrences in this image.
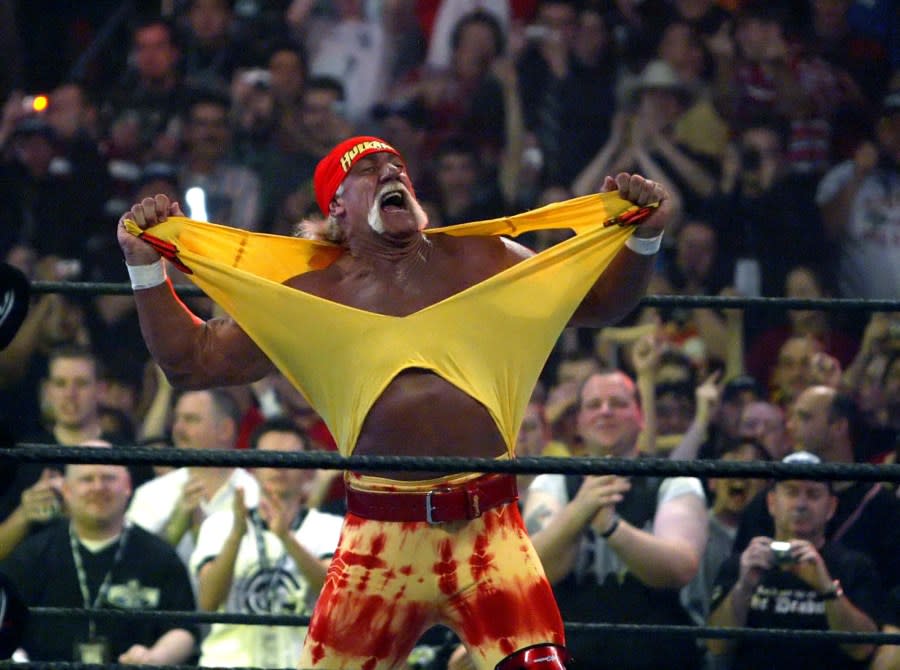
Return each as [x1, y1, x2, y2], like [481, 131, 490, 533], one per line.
[25, 607, 900, 644]
[14, 283, 900, 664]
[31, 280, 900, 312]
[5, 665, 273, 670]
[6, 444, 900, 482]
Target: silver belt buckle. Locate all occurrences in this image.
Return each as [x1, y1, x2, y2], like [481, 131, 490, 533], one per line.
[425, 490, 439, 524]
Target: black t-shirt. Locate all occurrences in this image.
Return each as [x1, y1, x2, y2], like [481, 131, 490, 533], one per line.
[734, 481, 900, 590]
[553, 476, 702, 670]
[0, 520, 197, 662]
[710, 542, 881, 670]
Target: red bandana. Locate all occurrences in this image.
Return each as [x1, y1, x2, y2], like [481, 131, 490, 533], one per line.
[313, 136, 402, 216]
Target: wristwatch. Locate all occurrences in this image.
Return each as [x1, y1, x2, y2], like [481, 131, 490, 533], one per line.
[819, 579, 844, 601]
[599, 514, 620, 539]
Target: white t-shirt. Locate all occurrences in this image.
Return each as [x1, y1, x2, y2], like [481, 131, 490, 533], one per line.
[815, 160, 900, 299]
[191, 507, 344, 668]
[310, 18, 389, 123]
[126, 467, 260, 570]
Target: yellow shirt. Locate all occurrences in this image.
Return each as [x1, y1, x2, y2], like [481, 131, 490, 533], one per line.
[126, 193, 639, 456]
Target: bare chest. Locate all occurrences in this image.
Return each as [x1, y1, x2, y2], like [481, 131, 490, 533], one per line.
[295, 238, 507, 316]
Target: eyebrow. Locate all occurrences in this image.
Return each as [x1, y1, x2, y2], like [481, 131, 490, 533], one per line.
[354, 156, 377, 169]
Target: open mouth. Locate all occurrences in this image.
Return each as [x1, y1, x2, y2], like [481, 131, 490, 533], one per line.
[727, 483, 747, 499]
[379, 187, 408, 212]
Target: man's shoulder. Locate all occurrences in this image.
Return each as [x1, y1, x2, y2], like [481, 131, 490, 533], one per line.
[127, 469, 188, 525]
[527, 473, 568, 503]
[822, 540, 879, 573]
[133, 468, 188, 494]
[530, 472, 566, 488]
[437, 233, 532, 276]
[838, 481, 899, 516]
[659, 476, 706, 502]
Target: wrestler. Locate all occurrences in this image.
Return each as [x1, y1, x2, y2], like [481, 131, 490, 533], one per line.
[117, 136, 671, 670]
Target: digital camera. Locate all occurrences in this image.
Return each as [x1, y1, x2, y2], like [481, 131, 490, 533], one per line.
[770, 541, 796, 565]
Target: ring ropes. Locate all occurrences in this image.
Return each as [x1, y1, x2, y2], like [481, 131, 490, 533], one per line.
[7, 280, 900, 669]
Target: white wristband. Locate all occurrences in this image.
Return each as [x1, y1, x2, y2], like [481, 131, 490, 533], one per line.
[126, 260, 167, 290]
[625, 232, 663, 256]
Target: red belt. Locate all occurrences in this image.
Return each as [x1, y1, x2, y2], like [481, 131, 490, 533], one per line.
[345, 474, 518, 524]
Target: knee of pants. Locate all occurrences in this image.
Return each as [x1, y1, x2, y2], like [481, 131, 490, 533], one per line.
[494, 643, 573, 670]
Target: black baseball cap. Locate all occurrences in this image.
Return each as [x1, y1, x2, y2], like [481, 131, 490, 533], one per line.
[781, 450, 833, 491]
[0, 263, 30, 351]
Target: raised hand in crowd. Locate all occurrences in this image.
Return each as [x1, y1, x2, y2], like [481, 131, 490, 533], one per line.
[19, 469, 63, 523]
[668, 370, 722, 462]
[631, 332, 663, 454]
[165, 474, 209, 547]
[258, 487, 292, 540]
[808, 352, 842, 389]
[0, 468, 64, 561]
[229, 486, 249, 540]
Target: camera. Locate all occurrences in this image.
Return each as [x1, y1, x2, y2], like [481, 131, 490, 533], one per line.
[770, 541, 796, 565]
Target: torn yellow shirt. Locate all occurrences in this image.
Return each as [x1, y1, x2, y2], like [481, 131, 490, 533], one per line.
[126, 192, 638, 456]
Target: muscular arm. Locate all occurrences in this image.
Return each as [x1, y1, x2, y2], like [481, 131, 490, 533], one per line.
[133, 289, 272, 388]
[571, 246, 656, 328]
[118, 195, 274, 389]
[570, 174, 672, 328]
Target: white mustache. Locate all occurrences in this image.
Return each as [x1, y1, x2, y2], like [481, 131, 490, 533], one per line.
[376, 181, 409, 201]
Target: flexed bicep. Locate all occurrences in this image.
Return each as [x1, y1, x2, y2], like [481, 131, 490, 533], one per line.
[161, 315, 275, 389]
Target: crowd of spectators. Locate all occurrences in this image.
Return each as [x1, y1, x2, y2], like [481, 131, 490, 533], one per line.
[0, 0, 898, 668]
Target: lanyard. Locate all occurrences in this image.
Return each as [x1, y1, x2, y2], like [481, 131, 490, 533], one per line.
[69, 523, 131, 639]
[249, 508, 306, 611]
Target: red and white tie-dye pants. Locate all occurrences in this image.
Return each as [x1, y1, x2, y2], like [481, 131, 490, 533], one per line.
[299, 499, 564, 670]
